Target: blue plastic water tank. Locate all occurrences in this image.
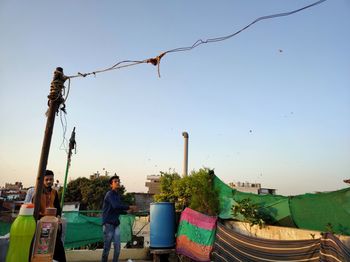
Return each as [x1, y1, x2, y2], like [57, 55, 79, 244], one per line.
[150, 202, 175, 248]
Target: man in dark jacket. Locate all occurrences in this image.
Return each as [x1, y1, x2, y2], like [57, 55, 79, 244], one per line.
[101, 175, 137, 262]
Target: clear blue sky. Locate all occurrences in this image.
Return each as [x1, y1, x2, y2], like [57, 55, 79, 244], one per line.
[0, 0, 349, 196]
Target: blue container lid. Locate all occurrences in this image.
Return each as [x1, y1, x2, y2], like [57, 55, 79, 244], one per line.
[150, 202, 174, 205]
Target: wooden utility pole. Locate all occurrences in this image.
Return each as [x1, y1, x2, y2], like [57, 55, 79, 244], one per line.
[33, 67, 68, 220]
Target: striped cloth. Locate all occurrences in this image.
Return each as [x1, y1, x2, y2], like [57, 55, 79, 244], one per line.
[176, 208, 217, 261]
[212, 223, 350, 262]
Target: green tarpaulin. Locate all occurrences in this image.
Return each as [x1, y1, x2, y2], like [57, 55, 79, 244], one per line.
[213, 175, 350, 235]
[1, 212, 136, 248]
[213, 175, 293, 226]
[63, 212, 135, 248]
[0, 221, 10, 236]
[290, 188, 350, 235]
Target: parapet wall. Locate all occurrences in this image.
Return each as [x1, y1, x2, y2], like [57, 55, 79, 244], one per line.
[224, 220, 350, 248]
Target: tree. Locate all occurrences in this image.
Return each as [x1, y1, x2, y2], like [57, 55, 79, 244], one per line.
[154, 171, 181, 204]
[188, 169, 219, 216]
[61, 177, 90, 209]
[154, 168, 219, 216]
[62, 176, 132, 210]
[81, 176, 110, 210]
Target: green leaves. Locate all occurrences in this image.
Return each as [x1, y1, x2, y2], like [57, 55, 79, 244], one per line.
[154, 168, 219, 216]
[64, 176, 129, 210]
[232, 198, 270, 229]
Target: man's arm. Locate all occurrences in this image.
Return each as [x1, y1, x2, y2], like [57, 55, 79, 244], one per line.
[107, 192, 129, 211]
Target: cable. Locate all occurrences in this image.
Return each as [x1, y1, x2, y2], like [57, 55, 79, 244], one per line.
[59, 110, 69, 153]
[63, 78, 71, 103]
[67, 0, 327, 79]
[69, 60, 146, 79]
[165, 0, 327, 54]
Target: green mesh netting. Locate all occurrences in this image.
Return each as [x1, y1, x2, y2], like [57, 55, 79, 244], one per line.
[63, 212, 135, 249]
[213, 175, 293, 226]
[214, 175, 235, 220]
[213, 175, 350, 235]
[233, 191, 293, 226]
[0, 221, 11, 236]
[1, 212, 136, 248]
[289, 188, 350, 235]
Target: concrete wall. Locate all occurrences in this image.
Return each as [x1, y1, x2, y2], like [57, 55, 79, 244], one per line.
[134, 193, 153, 212]
[225, 220, 350, 248]
[132, 216, 150, 247]
[66, 248, 151, 261]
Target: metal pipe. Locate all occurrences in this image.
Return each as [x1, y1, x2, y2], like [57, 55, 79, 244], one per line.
[60, 127, 76, 208]
[182, 132, 189, 177]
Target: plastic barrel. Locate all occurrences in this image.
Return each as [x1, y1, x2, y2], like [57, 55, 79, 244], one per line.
[150, 202, 175, 248]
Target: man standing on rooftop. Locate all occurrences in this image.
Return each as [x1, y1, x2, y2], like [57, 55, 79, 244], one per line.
[37, 169, 66, 262]
[101, 174, 137, 262]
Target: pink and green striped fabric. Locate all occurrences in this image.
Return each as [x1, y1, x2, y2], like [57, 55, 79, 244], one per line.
[176, 208, 217, 261]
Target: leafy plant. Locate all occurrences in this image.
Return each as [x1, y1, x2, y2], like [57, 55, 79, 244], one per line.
[154, 171, 181, 204]
[232, 198, 270, 229]
[63, 176, 129, 210]
[154, 168, 219, 216]
[325, 223, 334, 234]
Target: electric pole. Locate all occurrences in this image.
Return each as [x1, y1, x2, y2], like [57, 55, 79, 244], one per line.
[33, 67, 68, 220]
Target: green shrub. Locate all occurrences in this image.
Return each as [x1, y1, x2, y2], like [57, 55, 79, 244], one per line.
[232, 198, 273, 228]
[154, 168, 219, 216]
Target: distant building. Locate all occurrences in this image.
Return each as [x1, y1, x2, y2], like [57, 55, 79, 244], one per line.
[0, 188, 27, 201]
[229, 181, 276, 195]
[90, 171, 100, 180]
[258, 188, 276, 195]
[133, 193, 154, 212]
[5, 182, 23, 190]
[145, 175, 161, 194]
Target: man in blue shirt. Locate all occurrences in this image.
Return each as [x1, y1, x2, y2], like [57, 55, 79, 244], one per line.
[101, 175, 137, 262]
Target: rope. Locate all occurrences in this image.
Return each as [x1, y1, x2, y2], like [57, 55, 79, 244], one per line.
[45, 67, 68, 117]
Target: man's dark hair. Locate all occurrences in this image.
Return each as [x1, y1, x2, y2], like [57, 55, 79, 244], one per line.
[109, 175, 120, 184]
[45, 170, 54, 177]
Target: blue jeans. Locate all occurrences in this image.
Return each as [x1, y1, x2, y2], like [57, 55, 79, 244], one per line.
[101, 223, 121, 262]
